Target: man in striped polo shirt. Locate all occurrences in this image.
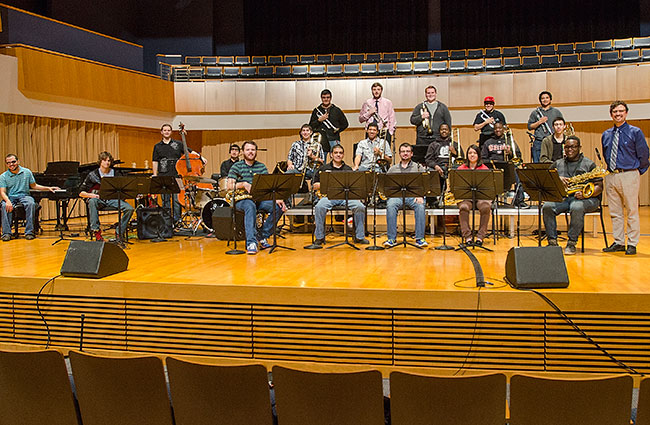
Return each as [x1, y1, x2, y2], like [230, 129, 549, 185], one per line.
[227, 140, 286, 254]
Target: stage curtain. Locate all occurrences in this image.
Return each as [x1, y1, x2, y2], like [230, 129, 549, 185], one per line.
[0, 113, 119, 220]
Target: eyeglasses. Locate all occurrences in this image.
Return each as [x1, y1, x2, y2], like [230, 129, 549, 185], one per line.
[5, 160, 17, 164]
[564, 145, 580, 150]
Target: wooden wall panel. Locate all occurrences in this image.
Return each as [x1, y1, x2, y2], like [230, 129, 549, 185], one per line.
[547, 70, 582, 105]
[205, 81, 236, 112]
[448, 74, 481, 108]
[174, 82, 205, 113]
[512, 72, 547, 106]
[385, 77, 422, 109]
[479, 73, 514, 106]
[235, 81, 266, 112]
[616, 65, 650, 102]
[295, 80, 326, 111]
[321, 79, 356, 111]
[265, 81, 296, 112]
[581, 67, 617, 103]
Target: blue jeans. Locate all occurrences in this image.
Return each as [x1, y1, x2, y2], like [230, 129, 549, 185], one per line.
[532, 140, 542, 163]
[313, 197, 366, 240]
[1, 195, 36, 236]
[386, 197, 426, 240]
[160, 193, 182, 222]
[235, 199, 284, 246]
[542, 196, 600, 242]
[87, 198, 135, 236]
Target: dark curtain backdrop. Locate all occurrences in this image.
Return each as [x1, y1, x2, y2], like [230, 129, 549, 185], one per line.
[441, 0, 640, 50]
[244, 0, 429, 55]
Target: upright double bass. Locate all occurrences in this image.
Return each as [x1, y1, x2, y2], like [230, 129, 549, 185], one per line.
[175, 122, 210, 206]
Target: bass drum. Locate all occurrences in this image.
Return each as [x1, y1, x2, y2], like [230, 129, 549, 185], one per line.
[201, 198, 230, 232]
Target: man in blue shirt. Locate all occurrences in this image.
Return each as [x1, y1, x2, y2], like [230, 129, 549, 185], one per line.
[1, 154, 59, 241]
[601, 101, 650, 255]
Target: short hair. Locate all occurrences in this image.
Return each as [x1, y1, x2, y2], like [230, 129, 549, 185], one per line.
[242, 140, 257, 150]
[320, 89, 332, 97]
[494, 121, 504, 128]
[98, 151, 113, 164]
[5, 153, 18, 161]
[371, 82, 383, 90]
[331, 144, 344, 153]
[425, 85, 437, 93]
[539, 91, 552, 102]
[160, 123, 172, 131]
[367, 122, 379, 130]
[300, 124, 313, 135]
[609, 100, 628, 114]
[439, 123, 450, 131]
[399, 142, 413, 152]
[566, 135, 581, 146]
[229, 144, 240, 151]
[465, 144, 484, 167]
[553, 117, 566, 125]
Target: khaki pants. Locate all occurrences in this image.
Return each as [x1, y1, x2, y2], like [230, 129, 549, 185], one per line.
[605, 170, 640, 246]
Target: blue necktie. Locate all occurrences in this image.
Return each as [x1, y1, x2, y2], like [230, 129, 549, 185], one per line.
[609, 128, 619, 171]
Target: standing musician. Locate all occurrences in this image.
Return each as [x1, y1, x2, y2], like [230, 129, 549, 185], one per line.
[425, 123, 463, 191]
[481, 122, 521, 162]
[309, 89, 349, 156]
[286, 124, 325, 183]
[79, 151, 135, 242]
[353, 123, 392, 172]
[410, 85, 452, 145]
[540, 118, 568, 163]
[220, 144, 240, 178]
[312, 144, 367, 246]
[473, 96, 507, 150]
[528, 91, 563, 163]
[601, 100, 649, 256]
[359, 82, 396, 144]
[383, 143, 428, 248]
[457, 145, 492, 247]
[542, 137, 603, 255]
[1, 154, 60, 241]
[227, 140, 287, 255]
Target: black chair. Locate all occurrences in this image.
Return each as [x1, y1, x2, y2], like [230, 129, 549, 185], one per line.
[240, 66, 256, 77]
[594, 39, 613, 51]
[316, 54, 332, 64]
[575, 41, 594, 53]
[292, 65, 308, 77]
[365, 53, 381, 63]
[467, 58, 484, 72]
[349, 53, 365, 63]
[556, 43, 574, 54]
[485, 58, 502, 71]
[520, 45, 538, 56]
[257, 66, 273, 77]
[284, 55, 299, 65]
[274, 65, 292, 77]
[467, 48, 483, 59]
[538, 44, 557, 55]
[621, 49, 641, 62]
[502, 46, 519, 57]
[540, 55, 559, 68]
[309, 64, 325, 77]
[360, 63, 377, 75]
[634, 36, 650, 49]
[251, 55, 266, 65]
[382, 52, 398, 62]
[580, 52, 599, 66]
[484, 47, 500, 58]
[643, 48, 650, 61]
[185, 56, 201, 65]
[204, 66, 222, 78]
[398, 51, 415, 61]
[299, 54, 315, 64]
[222, 66, 240, 78]
[11, 203, 41, 238]
[343, 64, 360, 76]
[560, 53, 579, 67]
[413, 61, 430, 74]
[201, 56, 217, 66]
[268, 55, 283, 65]
[432, 50, 449, 61]
[600, 50, 620, 64]
[326, 64, 343, 76]
[395, 62, 413, 74]
[614, 38, 633, 50]
[235, 55, 250, 65]
[503, 56, 521, 70]
[430, 60, 448, 73]
[377, 62, 394, 74]
[450, 49, 466, 60]
[332, 54, 348, 64]
[522, 56, 540, 69]
[415, 50, 432, 60]
[448, 59, 465, 72]
[217, 56, 234, 65]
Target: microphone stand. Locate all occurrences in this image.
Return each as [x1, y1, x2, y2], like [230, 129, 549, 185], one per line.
[226, 175, 245, 255]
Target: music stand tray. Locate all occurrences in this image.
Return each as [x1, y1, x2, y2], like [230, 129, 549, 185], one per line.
[516, 168, 567, 246]
[320, 171, 372, 250]
[249, 173, 302, 253]
[379, 172, 433, 249]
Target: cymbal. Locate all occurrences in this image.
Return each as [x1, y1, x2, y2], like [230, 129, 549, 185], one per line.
[184, 175, 217, 184]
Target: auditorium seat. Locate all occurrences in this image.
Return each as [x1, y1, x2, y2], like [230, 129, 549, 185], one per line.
[502, 46, 519, 57]
[637, 377, 650, 425]
[560, 53, 579, 67]
[540, 55, 560, 68]
[251, 55, 266, 65]
[413, 61, 430, 74]
[274, 65, 292, 77]
[292, 65, 308, 77]
[349, 53, 365, 63]
[621, 49, 641, 62]
[343, 63, 360, 76]
[299, 54, 315, 64]
[365, 52, 381, 62]
[634, 36, 650, 49]
[188, 67, 204, 79]
[450, 49, 466, 60]
[522, 55, 540, 69]
[503, 56, 521, 70]
[467, 58, 484, 72]
[69, 351, 174, 425]
[217, 56, 234, 65]
[614, 38, 633, 50]
[166, 358, 273, 425]
[272, 366, 384, 425]
[316, 54, 332, 64]
[556, 42, 574, 54]
[235, 55, 250, 65]
[185, 56, 201, 66]
[204, 66, 222, 78]
[378, 62, 394, 74]
[432, 50, 449, 60]
[575, 41, 594, 53]
[509, 374, 633, 425]
[600, 50, 620, 64]
[284, 55, 299, 65]
[0, 350, 80, 425]
[484, 47, 500, 58]
[415, 50, 432, 60]
[382, 52, 398, 62]
[257, 66, 273, 77]
[520, 45, 538, 56]
[467, 48, 483, 59]
[538, 44, 556, 55]
[390, 372, 506, 425]
[268, 55, 283, 65]
[395, 62, 413, 74]
[222, 66, 240, 78]
[309, 64, 325, 76]
[580, 52, 599, 66]
[430, 60, 447, 73]
[240, 66, 256, 77]
[448, 59, 466, 72]
[398, 51, 415, 61]
[326, 64, 343, 76]
[484, 57, 502, 71]
[643, 48, 650, 61]
[594, 39, 613, 51]
[201, 56, 217, 66]
[361, 63, 378, 75]
[332, 53, 348, 64]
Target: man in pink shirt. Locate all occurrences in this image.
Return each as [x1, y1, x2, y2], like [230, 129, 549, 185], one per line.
[359, 82, 396, 145]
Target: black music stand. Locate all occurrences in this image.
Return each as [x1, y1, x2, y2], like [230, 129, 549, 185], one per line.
[321, 171, 371, 250]
[379, 172, 433, 249]
[517, 168, 567, 247]
[99, 176, 150, 248]
[250, 173, 302, 253]
[366, 171, 384, 251]
[450, 169, 499, 252]
[412, 145, 429, 166]
[148, 176, 180, 242]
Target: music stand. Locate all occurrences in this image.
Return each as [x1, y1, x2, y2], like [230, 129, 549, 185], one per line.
[99, 176, 150, 248]
[411, 145, 429, 166]
[320, 171, 371, 250]
[148, 176, 180, 242]
[516, 168, 567, 247]
[250, 173, 302, 253]
[379, 172, 433, 249]
[366, 171, 384, 251]
[450, 169, 499, 251]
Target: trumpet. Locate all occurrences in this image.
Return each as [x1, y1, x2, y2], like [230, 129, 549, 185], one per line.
[315, 107, 339, 132]
[505, 127, 522, 166]
[421, 103, 432, 134]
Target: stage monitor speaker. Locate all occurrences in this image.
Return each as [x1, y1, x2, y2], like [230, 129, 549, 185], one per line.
[210, 207, 246, 241]
[137, 207, 172, 240]
[60, 241, 129, 279]
[505, 246, 569, 289]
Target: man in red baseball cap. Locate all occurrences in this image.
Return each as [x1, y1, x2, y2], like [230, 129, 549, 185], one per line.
[473, 96, 507, 150]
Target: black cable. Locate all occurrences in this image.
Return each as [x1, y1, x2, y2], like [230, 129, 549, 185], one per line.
[453, 287, 482, 376]
[36, 274, 60, 349]
[525, 288, 641, 375]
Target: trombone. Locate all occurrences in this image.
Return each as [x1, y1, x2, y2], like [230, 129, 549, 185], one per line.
[504, 127, 522, 166]
[315, 107, 339, 133]
[451, 128, 464, 166]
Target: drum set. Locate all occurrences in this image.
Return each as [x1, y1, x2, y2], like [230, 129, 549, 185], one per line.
[177, 175, 230, 234]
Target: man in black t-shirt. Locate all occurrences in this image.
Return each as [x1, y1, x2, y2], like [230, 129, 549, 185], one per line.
[473, 96, 507, 149]
[151, 123, 186, 222]
[220, 144, 240, 178]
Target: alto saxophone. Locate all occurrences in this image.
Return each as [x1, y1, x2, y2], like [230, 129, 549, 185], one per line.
[566, 166, 609, 198]
[225, 188, 252, 204]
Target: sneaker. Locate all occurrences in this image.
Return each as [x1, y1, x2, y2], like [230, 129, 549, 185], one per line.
[383, 239, 397, 248]
[603, 243, 626, 253]
[347, 217, 354, 229]
[314, 238, 325, 246]
[626, 245, 637, 255]
[1, 234, 10, 242]
[564, 242, 577, 255]
[474, 239, 483, 247]
[415, 239, 428, 248]
[259, 239, 271, 250]
[94, 230, 104, 242]
[246, 243, 258, 255]
[25, 234, 35, 240]
[354, 238, 370, 245]
[547, 238, 558, 247]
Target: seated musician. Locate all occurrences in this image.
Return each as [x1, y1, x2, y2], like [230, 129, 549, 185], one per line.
[353, 123, 392, 172]
[79, 152, 135, 242]
[312, 144, 367, 246]
[1, 153, 59, 241]
[227, 140, 287, 255]
[220, 144, 240, 178]
[540, 118, 567, 163]
[425, 123, 463, 194]
[542, 136, 602, 255]
[286, 124, 325, 182]
[457, 145, 492, 246]
[383, 143, 428, 248]
[481, 122, 521, 162]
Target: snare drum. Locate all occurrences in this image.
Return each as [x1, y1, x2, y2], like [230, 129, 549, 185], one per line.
[217, 177, 229, 197]
[201, 198, 230, 231]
